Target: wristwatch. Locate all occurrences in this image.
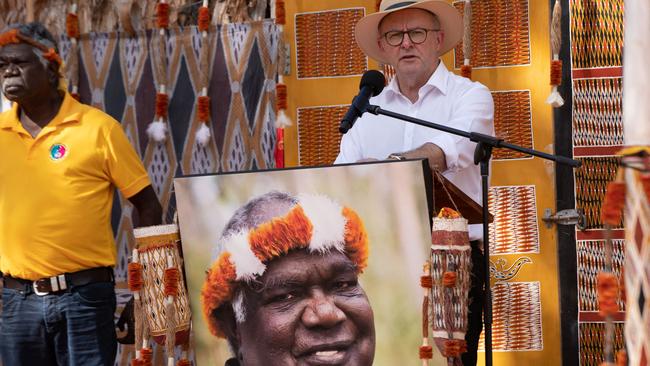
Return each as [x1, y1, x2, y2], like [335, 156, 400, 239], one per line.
[387, 153, 405, 160]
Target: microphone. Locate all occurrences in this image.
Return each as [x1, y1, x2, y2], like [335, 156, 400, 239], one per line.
[339, 70, 386, 134]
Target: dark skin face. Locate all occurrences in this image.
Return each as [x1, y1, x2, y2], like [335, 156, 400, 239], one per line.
[0, 42, 62, 127]
[232, 249, 375, 366]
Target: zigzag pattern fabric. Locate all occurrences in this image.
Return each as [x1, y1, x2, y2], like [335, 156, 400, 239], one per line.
[297, 105, 347, 166]
[488, 185, 540, 254]
[478, 281, 543, 351]
[577, 240, 626, 312]
[570, 0, 624, 69]
[574, 157, 622, 229]
[572, 77, 623, 147]
[579, 322, 625, 366]
[453, 0, 530, 68]
[622, 168, 650, 366]
[295, 8, 367, 78]
[491, 91, 533, 160]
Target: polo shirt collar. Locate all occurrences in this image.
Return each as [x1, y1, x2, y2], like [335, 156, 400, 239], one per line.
[0, 92, 81, 133]
[385, 60, 450, 100]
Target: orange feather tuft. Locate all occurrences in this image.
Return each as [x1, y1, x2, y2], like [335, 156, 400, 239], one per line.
[66, 13, 80, 39]
[550, 60, 562, 86]
[127, 262, 144, 292]
[198, 6, 211, 32]
[197, 95, 210, 122]
[156, 3, 170, 29]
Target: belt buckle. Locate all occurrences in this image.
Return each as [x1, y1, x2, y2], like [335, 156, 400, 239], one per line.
[33, 280, 50, 296]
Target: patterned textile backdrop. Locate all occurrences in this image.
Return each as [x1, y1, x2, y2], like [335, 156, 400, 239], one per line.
[566, 0, 626, 364]
[57, 22, 280, 365]
[283, 0, 563, 364]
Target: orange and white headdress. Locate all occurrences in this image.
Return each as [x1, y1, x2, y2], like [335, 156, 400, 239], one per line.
[201, 194, 369, 338]
[0, 28, 62, 66]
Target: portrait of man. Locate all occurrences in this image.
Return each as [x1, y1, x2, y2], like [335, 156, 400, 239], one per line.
[202, 191, 375, 366]
[174, 161, 438, 365]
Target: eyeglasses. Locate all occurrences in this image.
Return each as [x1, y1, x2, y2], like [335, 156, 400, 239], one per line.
[382, 28, 440, 46]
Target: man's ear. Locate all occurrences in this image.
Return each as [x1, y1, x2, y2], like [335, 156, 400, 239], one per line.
[46, 62, 60, 89]
[213, 304, 241, 351]
[435, 30, 445, 52]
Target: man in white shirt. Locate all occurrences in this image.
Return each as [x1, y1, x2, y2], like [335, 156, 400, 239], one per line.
[335, 1, 495, 364]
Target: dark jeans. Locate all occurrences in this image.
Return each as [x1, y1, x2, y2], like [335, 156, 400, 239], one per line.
[462, 240, 486, 366]
[0, 281, 117, 366]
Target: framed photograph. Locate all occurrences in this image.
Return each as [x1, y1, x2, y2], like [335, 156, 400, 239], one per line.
[174, 160, 448, 365]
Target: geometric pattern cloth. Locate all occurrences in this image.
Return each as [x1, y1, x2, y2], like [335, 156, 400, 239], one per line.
[57, 22, 280, 366]
[488, 185, 540, 254]
[570, 0, 624, 69]
[491, 91, 533, 160]
[479, 281, 543, 351]
[295, 8, 367, 78]
[569, 0, 626, 363]
[623, 168, 650, 366]
[453, 0, 531, 68]
[297, 105, 348, 166]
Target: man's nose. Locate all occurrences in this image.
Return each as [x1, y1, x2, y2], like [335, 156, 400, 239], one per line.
[3, 63, 19, 77]
[301, 291, 346, 328]
[401, 33, 413, 49]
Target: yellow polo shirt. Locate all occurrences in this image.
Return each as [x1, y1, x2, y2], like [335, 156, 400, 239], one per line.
[0, 93, 151, 280]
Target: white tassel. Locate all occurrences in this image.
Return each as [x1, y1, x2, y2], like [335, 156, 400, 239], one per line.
[275, 109, 292, 128]
[196, 123, 211, 146]
[545, 85, 565, 107]
[147, 120, 167, 142]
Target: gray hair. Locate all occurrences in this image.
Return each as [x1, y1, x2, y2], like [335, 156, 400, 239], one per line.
[219, 191, 298, 326]
[3, 22, 59, 70]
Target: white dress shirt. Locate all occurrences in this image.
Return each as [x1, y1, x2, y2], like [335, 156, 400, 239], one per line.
[335, 61, 495, 240]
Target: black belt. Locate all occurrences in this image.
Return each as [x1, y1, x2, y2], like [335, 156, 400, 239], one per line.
[2, 267, 114, 296]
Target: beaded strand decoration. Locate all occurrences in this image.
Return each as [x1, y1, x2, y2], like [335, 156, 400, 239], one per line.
[419, 262, 433, 365]
[195, 0, 213, 147]
[274, 0, 291, 168]
[66, 2, 80, 100]
[546, 0, 564, 107]
[147, 0, 171, 142]
[460, 0, 472, 79]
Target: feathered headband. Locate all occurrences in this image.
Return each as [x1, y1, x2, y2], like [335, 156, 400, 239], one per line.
[201, 194, 369, 338]
[0, 29, 62, 66]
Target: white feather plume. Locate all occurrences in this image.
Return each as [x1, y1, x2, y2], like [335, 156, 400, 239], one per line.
[224, 231, 266, 281]
[196, 123, 211, 146]
[298, 194, 346, 253]
[146, 120, 167, 142]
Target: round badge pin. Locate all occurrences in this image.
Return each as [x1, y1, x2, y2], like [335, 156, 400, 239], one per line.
[49, 144, 68, 161]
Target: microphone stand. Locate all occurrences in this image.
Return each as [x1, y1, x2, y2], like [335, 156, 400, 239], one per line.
[365, 104, 581, 366]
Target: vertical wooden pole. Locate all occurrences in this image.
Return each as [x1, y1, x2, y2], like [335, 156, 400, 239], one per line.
[26, 0, 35, 22]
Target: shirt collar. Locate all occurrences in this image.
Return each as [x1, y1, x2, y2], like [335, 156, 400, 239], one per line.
[385, 60, 450, 100]
[0, 92, 81, 132]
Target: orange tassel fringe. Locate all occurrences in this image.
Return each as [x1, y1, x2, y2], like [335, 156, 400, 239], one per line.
[597, 272, 619, 317]
[276, 83, 288, 111]
[198, 6, 211, 32]
[442, 339, 467, 358]
[66, 13, 79, 39]
[419, 345, 433, 359]
[275, 0, 286, 25]
[442, 271, 457, 287]
[131, 359, 144, 366]
[127, 262, 144, 292]
[550, 60, 562, 86]
[156, 2, 170, 29]
[420, 275, 433, 288]
[0, 29, 19, 46]
[43, 48, 62, 66]
[438, 207, 462, 219]
[177, 359, 191, 366]
[198, 96, 210, 122]
[155, 93, 169, 119]
[461, 64, 472, 79]
[601, 181, 626, 226]
[164, 267, 180, 297]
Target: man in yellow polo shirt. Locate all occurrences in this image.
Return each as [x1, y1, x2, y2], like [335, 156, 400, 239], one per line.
[0, 23, 162, 365]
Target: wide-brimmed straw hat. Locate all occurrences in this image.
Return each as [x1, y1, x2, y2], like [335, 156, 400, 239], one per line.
[355, 0, 463, 64]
